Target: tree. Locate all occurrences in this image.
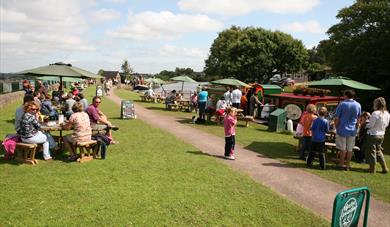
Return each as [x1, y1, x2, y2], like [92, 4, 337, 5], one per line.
[121, 59, 133, 82]
[97, 69, 104, 76]
[204, 26, 308, 82]
[326, 0, 390, 102]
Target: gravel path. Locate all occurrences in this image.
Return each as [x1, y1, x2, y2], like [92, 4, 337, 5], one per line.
[108, 89, 390, 226]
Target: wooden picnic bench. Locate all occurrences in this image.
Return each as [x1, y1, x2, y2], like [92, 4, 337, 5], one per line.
[75, 140, 99, 163]
[15, 143, 39, 165]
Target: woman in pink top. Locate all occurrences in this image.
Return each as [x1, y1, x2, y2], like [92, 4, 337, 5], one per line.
[62, 102, 92, 161]
[223, 107, 237, 160]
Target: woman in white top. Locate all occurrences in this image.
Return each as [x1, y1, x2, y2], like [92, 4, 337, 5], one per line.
[366, 97, 389, 174]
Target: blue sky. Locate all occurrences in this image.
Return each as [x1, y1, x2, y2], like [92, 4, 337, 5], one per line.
[0, 0, 355, 74]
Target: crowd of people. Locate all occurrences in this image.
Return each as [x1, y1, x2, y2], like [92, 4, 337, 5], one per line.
[297, 90, 389, 173]
[4, 80, 119, 162]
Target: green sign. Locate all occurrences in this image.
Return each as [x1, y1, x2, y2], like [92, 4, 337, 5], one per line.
[331, 187, 370, 227]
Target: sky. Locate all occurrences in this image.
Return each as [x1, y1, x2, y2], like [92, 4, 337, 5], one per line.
[0, 0, 355, 74]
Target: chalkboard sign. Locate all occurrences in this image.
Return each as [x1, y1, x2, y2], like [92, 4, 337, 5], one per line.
[96, 85, 103, 97]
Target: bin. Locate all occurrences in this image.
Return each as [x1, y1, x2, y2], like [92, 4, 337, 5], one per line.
[268, 108, 287, 132]
[121, 100, 136, 119]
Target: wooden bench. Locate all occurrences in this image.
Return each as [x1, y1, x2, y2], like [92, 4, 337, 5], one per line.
[75, 140, 99, 163]
[15, 143, 38, 165]
[167, 103, 179, 111]
[237, 115, 254, 127]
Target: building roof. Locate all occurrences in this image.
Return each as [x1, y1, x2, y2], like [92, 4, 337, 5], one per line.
[102, 71, 120, 78]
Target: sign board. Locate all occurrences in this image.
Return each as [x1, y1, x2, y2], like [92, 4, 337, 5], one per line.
[121, 100, 136, 119]
[96, 85, 103, 97]
[331, 187, 370, 227]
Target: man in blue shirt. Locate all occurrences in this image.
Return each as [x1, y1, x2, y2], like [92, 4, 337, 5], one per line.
[198, 88, 208, 121]
[307, 107, 330, 170]
[334, 90, 361, 170]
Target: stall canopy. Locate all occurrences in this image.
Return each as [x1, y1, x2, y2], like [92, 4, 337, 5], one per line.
[17, 62, 102, 91]
[171, 75, 197, 92]
[307, 78, 380, 91]
[37, 76, 83, 83]
[145, 77, 166, 85]
[211, 77, 251, 88]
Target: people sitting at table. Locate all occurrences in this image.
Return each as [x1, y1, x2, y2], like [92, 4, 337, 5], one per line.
[365, 97, 389, 174]
[15, 94, 35, 134]
[215, 96, 227, 122]
[145, 87, 155, 99]
[40, 94, 58, 120]
[165, 90, 177, 106]
[261, 100, 272, 120]
[62, 102, 92, 161]
[86, 96, 118, 144]
[33, 91, 42, 107]
[19, 102, 52, 161]
[51, 86, 61, 104]
[63, 93, 76, 119]
[78, 93, 89, 111]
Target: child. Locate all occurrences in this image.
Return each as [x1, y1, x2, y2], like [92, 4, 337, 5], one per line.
[223, 107, 237, 160]
[307, 107, 330, 170]
[298, 104, 317, 160]
[355, 111, 370, 163]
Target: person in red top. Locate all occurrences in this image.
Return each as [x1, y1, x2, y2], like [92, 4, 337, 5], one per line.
[86, 96, 118, 144]
[298, 104, 317, 160]
[223, 107, 237, 160]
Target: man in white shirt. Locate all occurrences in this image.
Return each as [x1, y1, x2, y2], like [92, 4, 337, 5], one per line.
[223, 87, 232, 106]
[231, 86, 242, 108]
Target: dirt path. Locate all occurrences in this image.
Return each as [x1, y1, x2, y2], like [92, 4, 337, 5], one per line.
[107, 90, 390, 225]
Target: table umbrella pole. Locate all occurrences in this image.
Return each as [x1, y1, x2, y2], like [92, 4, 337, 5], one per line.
[60, 76, 63, 92]
[181, 81, 184, 93]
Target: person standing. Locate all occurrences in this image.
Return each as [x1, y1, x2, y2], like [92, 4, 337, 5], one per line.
[335, 90, 361, 171]
[224, 87, 232, 106]
[223, 107, 237, 160]
[365, 97, 389, 174]
[198, 88, 208, 121]
[307, 107, 330, 170]
[249, 92, 263, 117]
[231, 86, 242, 108]
[298, 104, 317, 160]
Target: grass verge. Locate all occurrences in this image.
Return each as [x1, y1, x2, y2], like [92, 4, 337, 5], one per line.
[0, 88, 328, 226]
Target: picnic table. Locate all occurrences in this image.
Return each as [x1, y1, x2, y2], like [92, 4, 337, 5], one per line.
[41, 122, 67, 150]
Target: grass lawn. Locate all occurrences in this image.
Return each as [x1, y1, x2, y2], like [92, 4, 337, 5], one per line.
[0, 88, 328, 226]
[116, 89, 390, 203]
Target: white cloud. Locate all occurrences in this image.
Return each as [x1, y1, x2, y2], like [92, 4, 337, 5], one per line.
[0, 0, 94, 59]
[178, 0, 320, 16]
[160, 45, 208, 59]
[107, 11, 223, 40]
[279, 20, 325, 34]
[90, 8, 121, 22]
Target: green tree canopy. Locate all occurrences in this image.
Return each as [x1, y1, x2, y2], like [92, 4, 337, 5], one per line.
[121, 59, 133, 81]
[326, 0, 390, 98]
[204, 26, 308, 82]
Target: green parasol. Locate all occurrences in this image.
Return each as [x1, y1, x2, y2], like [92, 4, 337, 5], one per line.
[211, 77, 251, 87]
[171, 75, 197, 92]
[17, 62, 102, 91]
[307, 78, 380, 91]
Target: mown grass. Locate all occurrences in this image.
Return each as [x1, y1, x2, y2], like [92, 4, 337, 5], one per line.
[0, 88, 328, 226]
[116, 89, 390, 203]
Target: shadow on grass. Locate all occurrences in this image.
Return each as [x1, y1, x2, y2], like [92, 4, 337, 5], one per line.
[186, 150, 226, 160]
[4, 119, 15, 124]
